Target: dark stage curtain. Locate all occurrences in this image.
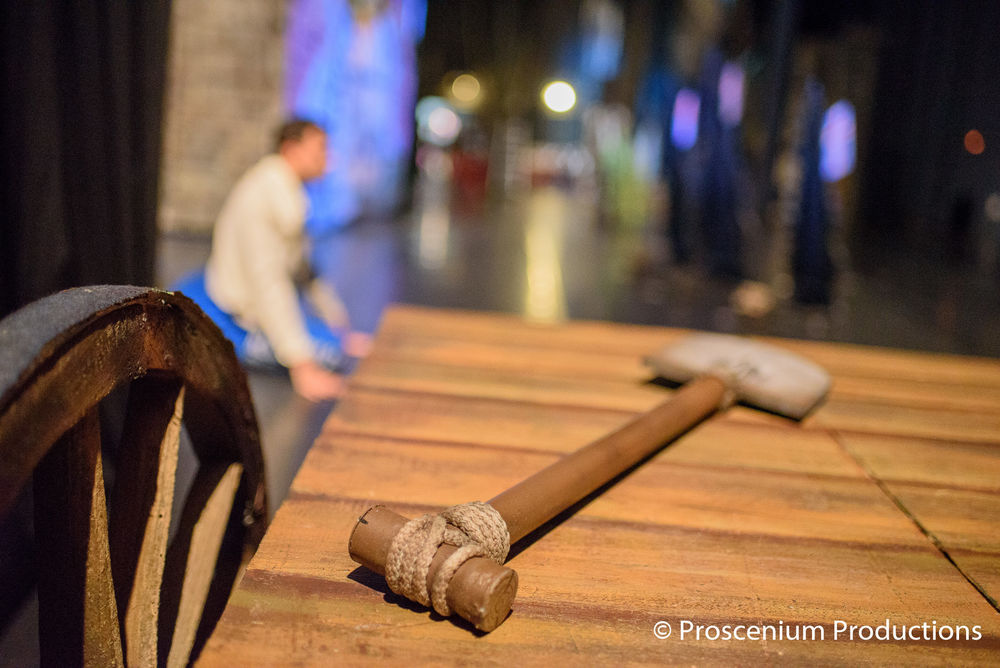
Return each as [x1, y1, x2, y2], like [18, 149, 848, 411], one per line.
[0, 1, 171, 318]
[857, 0, 1000, 259]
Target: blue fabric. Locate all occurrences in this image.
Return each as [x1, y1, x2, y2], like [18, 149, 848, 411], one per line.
[171, 271, 344, 371]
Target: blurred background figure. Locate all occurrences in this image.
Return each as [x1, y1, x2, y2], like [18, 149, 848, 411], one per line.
[696, 47, 744, 281]
[792, 76, 834, 304]
[174, 119, 372, 402]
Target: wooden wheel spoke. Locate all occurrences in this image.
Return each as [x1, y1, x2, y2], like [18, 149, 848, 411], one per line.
[33, 408, 124, 668]
[159, 462, 244, 668]
[108, 377, 185, 667]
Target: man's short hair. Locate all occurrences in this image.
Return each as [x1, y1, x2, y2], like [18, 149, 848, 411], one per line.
[275, 118, 323, 151]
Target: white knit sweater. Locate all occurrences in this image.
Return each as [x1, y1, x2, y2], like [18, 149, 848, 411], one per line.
[205, 154, 314, 367]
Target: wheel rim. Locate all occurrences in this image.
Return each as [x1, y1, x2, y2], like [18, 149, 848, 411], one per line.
[0, 286, 267, 667]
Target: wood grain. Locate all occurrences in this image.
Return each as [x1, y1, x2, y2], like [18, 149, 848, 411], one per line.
[34, 409, 124, 668]
[161, 462, 244, 667]
[199, 305, 1000, 666]
[109, 378, 185, 666]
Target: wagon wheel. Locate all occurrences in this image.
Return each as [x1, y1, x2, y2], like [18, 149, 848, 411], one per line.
[0, 286, 267, 667]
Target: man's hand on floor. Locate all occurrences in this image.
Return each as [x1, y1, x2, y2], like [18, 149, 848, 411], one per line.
[290, 360, 345, 402]
[344, 331, 374, 358]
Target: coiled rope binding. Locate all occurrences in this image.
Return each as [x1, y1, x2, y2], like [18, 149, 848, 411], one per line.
[385, 501, 510, 616]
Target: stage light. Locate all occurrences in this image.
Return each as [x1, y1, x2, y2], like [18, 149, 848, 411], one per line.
[820, 99, 857, 182]
[965, 129, 985, 155]
[416, 96, 462, 146]
[451, 73, 482, 109]
[671, 88, 700, 151]
[542, 81, 577, 114]
[428, 107, 461, 143]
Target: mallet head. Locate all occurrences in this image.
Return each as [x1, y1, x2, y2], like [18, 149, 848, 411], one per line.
[644, 333, 831, 420]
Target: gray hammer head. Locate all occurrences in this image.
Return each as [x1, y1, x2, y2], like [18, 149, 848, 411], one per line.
[644, 333, 831, 420]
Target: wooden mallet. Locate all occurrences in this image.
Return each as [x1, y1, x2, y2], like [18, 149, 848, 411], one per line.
[349, 333, 831, 631]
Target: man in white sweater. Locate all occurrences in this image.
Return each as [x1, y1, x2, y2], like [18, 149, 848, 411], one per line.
[204, 119, 361, 401]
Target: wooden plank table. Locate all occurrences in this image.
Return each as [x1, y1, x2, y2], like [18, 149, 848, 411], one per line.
[199, 305, 1000, 665]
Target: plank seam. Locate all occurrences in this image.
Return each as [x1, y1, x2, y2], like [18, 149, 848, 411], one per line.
[832, 431, 1000, 614]
[827, 426, 1000, 449]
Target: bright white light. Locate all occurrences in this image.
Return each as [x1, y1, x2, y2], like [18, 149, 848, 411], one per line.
[542, 81, 577, 114]
[416, 96, 462, 146]
[428, 107, 461, 142]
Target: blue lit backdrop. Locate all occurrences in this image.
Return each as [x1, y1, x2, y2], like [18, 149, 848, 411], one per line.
[285, 0, 426, 235]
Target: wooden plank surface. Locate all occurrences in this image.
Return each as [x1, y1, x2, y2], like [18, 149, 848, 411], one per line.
[200, 305, 1000, 665]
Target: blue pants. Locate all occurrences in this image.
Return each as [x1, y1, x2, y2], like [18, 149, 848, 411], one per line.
[171, 271, 344, 371]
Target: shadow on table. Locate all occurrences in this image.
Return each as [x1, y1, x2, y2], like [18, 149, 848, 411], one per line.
[346, 566, 496, 635]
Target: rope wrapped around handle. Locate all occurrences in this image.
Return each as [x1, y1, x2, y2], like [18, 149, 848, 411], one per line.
[385, 501, 509, 616]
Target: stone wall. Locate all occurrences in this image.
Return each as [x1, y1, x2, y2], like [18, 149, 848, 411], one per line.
[158, 0, 289, 233]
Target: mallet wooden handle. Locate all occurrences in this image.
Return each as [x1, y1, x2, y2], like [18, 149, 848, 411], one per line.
[349, 374, 728, 631]
[490, 374, 728, 542]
